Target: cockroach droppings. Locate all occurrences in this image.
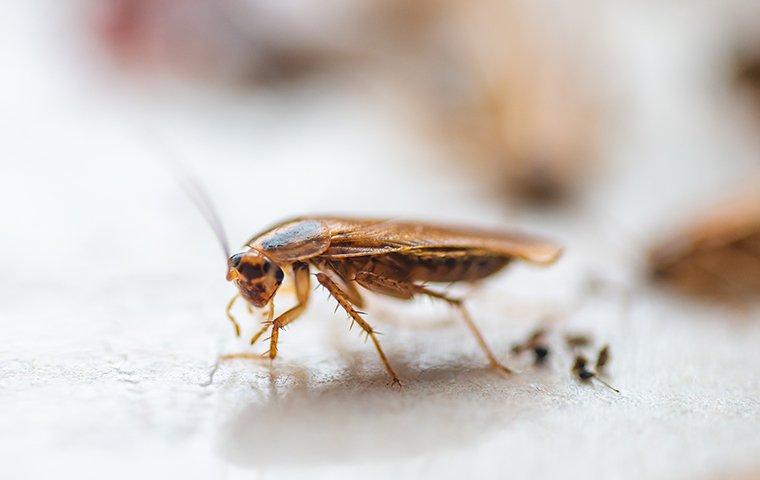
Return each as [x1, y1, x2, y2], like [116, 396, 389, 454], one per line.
[572, 354, 619, 393]
[512, 327, 550, 366]
[565, 333, 593, 350]
[596, 345, 610, 373]
[533, 345, 550, 365]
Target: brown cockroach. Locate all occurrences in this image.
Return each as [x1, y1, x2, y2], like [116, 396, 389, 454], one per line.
[229, 217, 561, 385]
[183, 181, 562, 384]
[648, 189, 760, 301]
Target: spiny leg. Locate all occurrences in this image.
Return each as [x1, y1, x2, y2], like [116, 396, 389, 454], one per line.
[266, 262, 311, 359]
[354, 271, 512, 375]
[339, 277, 365, 309]
[311, 259, 365, 308]
[316, 273, 401, 386]
[226, 293, 242, 337]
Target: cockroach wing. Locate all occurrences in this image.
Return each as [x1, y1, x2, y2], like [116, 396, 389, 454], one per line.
[248, 219, 332, 264]
[320, 219, 562, 265]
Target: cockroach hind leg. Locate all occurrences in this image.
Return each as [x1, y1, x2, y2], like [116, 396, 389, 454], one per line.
[489, 359, 513, 376]
[451, 302, 513, 376]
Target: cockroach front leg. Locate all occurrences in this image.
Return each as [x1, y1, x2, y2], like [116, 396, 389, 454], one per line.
[266, 262, 310, 359]
[226, 293, 242, 337]
[316, 273, 401, 386]
[354, 271, 512, 376]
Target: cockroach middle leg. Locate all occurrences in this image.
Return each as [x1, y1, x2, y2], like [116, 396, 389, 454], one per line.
[266, 262, 311, 359]
[354, 271, 512, 376]
[226, 293, 242, 337]
[316, 273, 401, 386]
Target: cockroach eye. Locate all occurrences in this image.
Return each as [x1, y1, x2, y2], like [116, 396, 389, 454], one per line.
[275, 267, 284, 283]
[229, 253, 244, 268]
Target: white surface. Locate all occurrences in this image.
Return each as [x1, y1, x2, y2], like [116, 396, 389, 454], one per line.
[1, 2, 760, 479]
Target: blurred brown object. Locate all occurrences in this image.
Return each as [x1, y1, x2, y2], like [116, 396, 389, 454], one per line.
[735, 46, 760, 111]
[649, 187, 760, 301]
[410, 0, 604, 204]
[90, 0, 607, 204]
[91, 0, 438, 84]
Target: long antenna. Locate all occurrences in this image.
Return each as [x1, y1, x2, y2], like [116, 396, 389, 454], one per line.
[141, 128, 231, 260]
[172, 164, 231, 259]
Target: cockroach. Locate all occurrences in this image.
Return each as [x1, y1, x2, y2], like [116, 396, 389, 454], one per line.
[649, 189, 760, 301]
[231, 218, 562, 385]
[571, 354, 618, 393]
[181, 179, 562, 385]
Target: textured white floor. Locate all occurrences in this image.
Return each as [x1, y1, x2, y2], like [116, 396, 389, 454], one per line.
[1, 2, 760, 479]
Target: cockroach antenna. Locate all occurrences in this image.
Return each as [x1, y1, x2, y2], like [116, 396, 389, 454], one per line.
[142, 129, 231, 260]
[172, 165, 231, 259]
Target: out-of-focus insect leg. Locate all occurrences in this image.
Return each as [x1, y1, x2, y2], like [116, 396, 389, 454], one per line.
[267, 262, 310, 359]
[354, 271, 512, 375]
[316, 272, 401, 386]
[226, 293, 242, 337]
[451, 301, 513, 375]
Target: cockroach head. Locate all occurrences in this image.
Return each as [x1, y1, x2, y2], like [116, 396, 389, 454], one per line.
[226, 250, 284, 307]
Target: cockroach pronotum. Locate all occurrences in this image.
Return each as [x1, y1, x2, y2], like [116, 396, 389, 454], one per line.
[649, 189, 760, 301]
[180, 180, 562, 385]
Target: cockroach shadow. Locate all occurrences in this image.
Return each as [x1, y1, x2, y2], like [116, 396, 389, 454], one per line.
[214, 358, 535, 468]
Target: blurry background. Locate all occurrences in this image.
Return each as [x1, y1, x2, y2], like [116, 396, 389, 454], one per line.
[1, 0, 759, 478]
